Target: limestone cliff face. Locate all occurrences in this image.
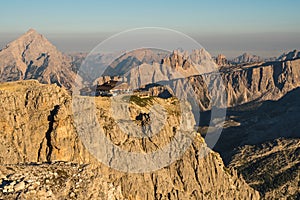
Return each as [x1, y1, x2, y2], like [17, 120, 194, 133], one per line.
[151, 58, 300, 111]
[223, 59, 300, 105]
[0, 80, 91, 164]
[0, 80, 259, 199]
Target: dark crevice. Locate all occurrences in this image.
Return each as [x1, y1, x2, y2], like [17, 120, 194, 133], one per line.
[24, 91, 30, 107]
[24, 61, 34, 79]
[34, 55, 49, 78]
[21, 40, 33, 63]
[45, 105, 60, 162]
[192, 143, 201, 187]
[151, 174, 158, 200]
[37, 138, 44, 162]
[258, 67, 263, 91]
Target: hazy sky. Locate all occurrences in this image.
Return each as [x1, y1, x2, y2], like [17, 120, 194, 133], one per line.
[1, 0, 300, 58]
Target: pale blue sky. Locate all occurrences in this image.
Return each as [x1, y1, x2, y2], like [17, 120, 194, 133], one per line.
[1, 0, 300, 57]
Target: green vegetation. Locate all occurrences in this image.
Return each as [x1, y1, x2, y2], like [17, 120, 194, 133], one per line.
[123, 95, 154, 107]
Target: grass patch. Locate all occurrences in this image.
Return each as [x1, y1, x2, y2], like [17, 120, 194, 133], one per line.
[123, 95, 154, 107]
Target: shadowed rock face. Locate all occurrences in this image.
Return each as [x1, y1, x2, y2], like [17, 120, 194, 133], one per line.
[210, 87, 300, 199]
[229, 138, 300, 200]
[0, 80, 259, 199]
[0, 29, 77, 89]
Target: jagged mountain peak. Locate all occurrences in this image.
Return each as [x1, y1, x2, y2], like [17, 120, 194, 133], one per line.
[0, 29, 76, 89]
[168, 48, 213, 63]
[5, 28, 58, 54]
[19, 28, 40, 39]
[214, 54, 231, 67]
[25, 28, 38, 34]
[161, 48, 215, 71]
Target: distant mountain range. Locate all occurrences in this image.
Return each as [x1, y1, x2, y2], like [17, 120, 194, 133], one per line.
[1, 29, 299, 91]
[232, 52, 263, 64]
[214, 52, 281, 67]
[1, 29, 300, 111]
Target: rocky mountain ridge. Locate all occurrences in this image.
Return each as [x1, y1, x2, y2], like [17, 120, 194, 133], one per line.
[277, 49, 300, 61]
[143, 57, 300, 113]
[0, 80, 260, 199]
[232, 53, 263, 65]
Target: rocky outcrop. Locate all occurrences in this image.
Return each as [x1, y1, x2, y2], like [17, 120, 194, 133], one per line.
[214, 54, 231, 67]
[0, 29, 78, 89]
[0, 162, 123, 200]
[0, 80, 259, 199]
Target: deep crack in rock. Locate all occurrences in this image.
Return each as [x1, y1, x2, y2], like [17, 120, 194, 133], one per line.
[45, 105, 60, 162]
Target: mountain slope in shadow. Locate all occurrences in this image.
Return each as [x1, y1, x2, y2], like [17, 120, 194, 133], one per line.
[208, 88, 300, 199]
[212, 87, 300, 163]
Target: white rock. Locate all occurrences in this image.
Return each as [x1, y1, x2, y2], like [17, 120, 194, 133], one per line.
[14, 181, 26, 191]
[0, 174, 6, 179]
[70, 192, 76, 198]
[27, 190, 37, 194]
[8, 188, 14, 193]
[46, 190, 53, 197]
[28, 185, 35, 190]
[10, 180, 16, 186]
